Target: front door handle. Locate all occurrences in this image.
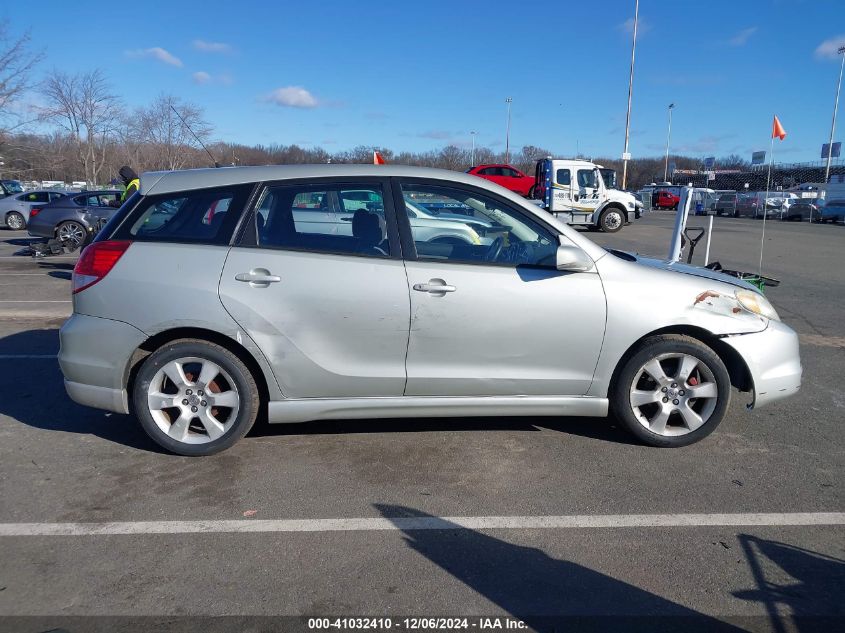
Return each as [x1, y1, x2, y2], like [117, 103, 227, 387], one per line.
[413, 279, 456, 294]
[235, 268, 281, 287]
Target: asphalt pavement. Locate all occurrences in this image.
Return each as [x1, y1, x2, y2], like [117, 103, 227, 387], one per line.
[0, 213, 842, 632]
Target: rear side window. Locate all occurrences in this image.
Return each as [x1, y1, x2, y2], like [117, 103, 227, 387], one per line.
[19, 192, 50, 203]
[253, 183, 391, 258]
[112, 184, 253, 245]
[556, 169, 570, 185]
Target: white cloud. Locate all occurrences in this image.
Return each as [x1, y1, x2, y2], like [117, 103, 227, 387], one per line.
[619, 17, 651, 36]
[193, 39, 233, 54]
[266, 86, 319, 108]
[125, 47, 183, 67]
[815, 34, 845, 60]
[728, 27, 757, 46]
[192, 71, 211, 84]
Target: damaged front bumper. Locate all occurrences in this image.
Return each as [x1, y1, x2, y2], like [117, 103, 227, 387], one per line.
[722, 319, 802, 409]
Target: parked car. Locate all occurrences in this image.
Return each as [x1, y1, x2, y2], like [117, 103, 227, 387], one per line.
[467, 164, 534, 197]
[753, 192, 798, 219]
[714, 193, 739, 216]
[59, 165, 802, 456]
[815, 199, 845, 223]
[26, 190, 121, 249]
[0, 190, 69, 230]
[734, 194, 761, 218]
[781, 198, 821, 221]
[0, 179, 24, 198]
[653, 190, 680, 210]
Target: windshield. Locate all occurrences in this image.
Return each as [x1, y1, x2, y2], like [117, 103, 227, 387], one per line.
[1, 180, 24, 194]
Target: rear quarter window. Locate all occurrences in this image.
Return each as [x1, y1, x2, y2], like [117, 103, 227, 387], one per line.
[110, 184, 254, 245]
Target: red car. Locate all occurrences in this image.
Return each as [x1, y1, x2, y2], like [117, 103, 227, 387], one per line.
[654, 190, 680, 210]
[467, 164, 534, 197]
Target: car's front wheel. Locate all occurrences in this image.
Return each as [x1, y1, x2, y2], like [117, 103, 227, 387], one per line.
[599, 208, 624, 233]
[611, 335, 731, 447]
[132, 339, 259, 456]
[5, 212, 25, 230]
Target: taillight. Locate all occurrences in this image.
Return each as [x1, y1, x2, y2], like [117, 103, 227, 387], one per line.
[29, 208, 41, 217]
[72, 240, 131, 294]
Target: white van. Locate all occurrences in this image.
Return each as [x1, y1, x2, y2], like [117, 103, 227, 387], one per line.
[532, 158, 638, 232]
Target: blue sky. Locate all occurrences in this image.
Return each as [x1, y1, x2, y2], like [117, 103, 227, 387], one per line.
[9, 0, 845, 162]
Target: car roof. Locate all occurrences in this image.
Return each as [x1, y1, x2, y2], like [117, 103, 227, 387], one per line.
[140, 164, 521, 196]
[71, 190, 120, 196]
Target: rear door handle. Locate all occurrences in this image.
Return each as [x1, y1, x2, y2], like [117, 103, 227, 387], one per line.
[413, 280, 456, 294]
[235, 268, 281, 287]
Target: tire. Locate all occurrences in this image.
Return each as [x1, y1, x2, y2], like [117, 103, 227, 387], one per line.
[5, 211, 25, 230]
[132, 339, 260, 456]
[599, 208, 625, 233]
[610, 335, 731, 447]
[56, 220, 89, 251]
[527, 185, 536, 199]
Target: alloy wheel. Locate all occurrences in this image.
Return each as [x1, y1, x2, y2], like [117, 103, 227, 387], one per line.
[6, 212, 24, 230]
[146, 356, 241, 444]
[57, 221, 86, 246]
[628, 352, 719, 437]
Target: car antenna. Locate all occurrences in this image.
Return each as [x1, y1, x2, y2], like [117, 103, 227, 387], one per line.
[169, 105, 221, 168]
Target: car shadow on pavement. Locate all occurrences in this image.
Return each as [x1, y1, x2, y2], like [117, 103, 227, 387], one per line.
[0, 327, 162, 453]
[374, 504, 745, 632]
[248, 414, 635, 445]
[733, 534, 845, 633]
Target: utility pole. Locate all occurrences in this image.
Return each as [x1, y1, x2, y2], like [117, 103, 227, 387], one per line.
[664, 103, 675, 182]
[824, 46, 845, 184]
[470, 131, 477, 167]
[505, 97, 513, 164]
[621, 0, 639, 190]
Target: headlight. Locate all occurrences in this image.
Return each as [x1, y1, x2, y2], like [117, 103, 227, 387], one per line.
[736, 290, 780, 321]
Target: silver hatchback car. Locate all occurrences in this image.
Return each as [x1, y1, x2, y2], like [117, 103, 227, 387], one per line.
[60, 165, 802, 456]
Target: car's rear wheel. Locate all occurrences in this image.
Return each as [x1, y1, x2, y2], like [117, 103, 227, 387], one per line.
[611, 335, 730, 447]
[527, 185, 536, 199]
[56, 220, 88, 250]
[599, 208, 624, 233]
[132, 339, 259, 456]
[5, 212, 25, 230]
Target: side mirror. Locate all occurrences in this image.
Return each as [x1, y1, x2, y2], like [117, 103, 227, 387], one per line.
[555, 244, 593, 272]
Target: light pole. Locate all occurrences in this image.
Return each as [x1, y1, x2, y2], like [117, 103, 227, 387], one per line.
[824, 46, 845, 184]
[505, 97, 513, 164]
[470, 131, 477, 167]
[621, 0, 639, 190]
[664, 103, 675, 182]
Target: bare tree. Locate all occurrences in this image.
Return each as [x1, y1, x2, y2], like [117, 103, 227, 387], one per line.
[0, 21, 42, 134]
[40, 69, 123, 185]
[132, 94, 213, 171]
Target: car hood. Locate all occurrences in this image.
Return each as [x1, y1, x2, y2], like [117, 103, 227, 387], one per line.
[619, 251, 760, 292]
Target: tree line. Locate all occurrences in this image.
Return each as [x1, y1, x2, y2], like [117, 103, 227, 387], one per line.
[1, 20, 751, 190]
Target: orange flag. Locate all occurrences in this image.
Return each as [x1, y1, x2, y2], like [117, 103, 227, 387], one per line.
[772, 116, 787, 140]
[373, 151, 386, 165]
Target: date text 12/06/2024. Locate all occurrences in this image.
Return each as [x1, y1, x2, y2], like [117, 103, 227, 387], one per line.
[307, 617, 528, 630]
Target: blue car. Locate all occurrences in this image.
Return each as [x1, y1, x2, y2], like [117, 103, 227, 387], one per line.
[815, 199, 845, 224]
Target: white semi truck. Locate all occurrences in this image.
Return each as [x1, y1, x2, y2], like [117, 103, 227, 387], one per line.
[531, 158, 639, 232]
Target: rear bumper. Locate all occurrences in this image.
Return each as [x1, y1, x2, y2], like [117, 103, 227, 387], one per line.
[64, 380, 129, 414]
[722, 319, 802, 409]
[59, 313, 147, 414]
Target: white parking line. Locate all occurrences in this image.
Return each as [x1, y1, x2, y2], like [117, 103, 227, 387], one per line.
[0, 300, 71, 303]
[1, 512, 843, 537]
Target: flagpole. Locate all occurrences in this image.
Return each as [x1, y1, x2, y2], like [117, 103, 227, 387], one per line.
[758, 132, 775, 276]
